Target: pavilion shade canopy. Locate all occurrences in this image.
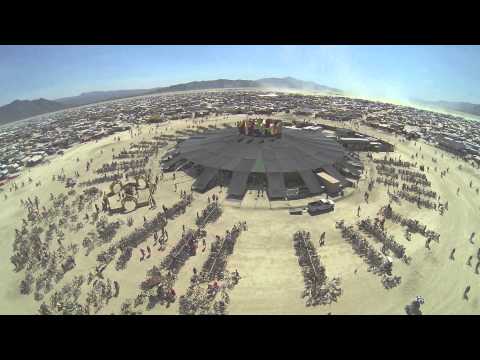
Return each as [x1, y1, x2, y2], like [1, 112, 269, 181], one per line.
[228, 171, 250, 197]
[234, 158, 256, 172]
[175, 128, 347, 174]
[267, 172, 286, 199]
[299, 170, 324, 194]
[252, 158, 266, 172]
[192, 167, 218, 192]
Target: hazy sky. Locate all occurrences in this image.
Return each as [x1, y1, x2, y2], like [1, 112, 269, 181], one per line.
[1, 45, 480, 106]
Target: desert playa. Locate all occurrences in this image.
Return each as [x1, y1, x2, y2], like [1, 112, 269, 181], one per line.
[1, 109, 479, 315]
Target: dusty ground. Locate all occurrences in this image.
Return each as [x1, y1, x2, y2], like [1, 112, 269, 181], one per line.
[1, 114, 479, 315]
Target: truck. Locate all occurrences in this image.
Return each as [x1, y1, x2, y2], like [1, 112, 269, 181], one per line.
[307, 199, 335, 215]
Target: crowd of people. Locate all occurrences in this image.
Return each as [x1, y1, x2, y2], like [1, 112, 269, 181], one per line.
[95, 158, 149, 175]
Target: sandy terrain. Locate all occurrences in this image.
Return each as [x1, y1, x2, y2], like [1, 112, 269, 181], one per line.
[1, 114, 479, 315]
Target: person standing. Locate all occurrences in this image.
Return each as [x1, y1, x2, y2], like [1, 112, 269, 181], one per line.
[151, 197, 156, 209]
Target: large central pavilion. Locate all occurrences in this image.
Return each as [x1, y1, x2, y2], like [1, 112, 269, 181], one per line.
[162, 126, 357, 200]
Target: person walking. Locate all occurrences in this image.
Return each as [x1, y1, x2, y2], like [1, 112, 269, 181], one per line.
[450, 248, 456, 261]
[467, 255, 473, 266]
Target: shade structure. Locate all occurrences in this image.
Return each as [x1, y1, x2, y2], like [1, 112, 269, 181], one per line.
[299, 170, 324, 194]
[166, 127, 349, 199]
[266, 172, 287, 199]
[228, 171, 250, 198]
[192, 167, 218, 192]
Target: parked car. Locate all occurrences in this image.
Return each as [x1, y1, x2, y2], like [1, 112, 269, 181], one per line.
[289, 207, 304, 215]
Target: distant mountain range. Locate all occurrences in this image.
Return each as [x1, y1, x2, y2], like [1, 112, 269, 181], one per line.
[412, 98, 480, 117]
[54, 77, 341, 107]
[55, 89, 151, 107]
[0, 76, 343, 125]
[0, 98, 66, 126]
